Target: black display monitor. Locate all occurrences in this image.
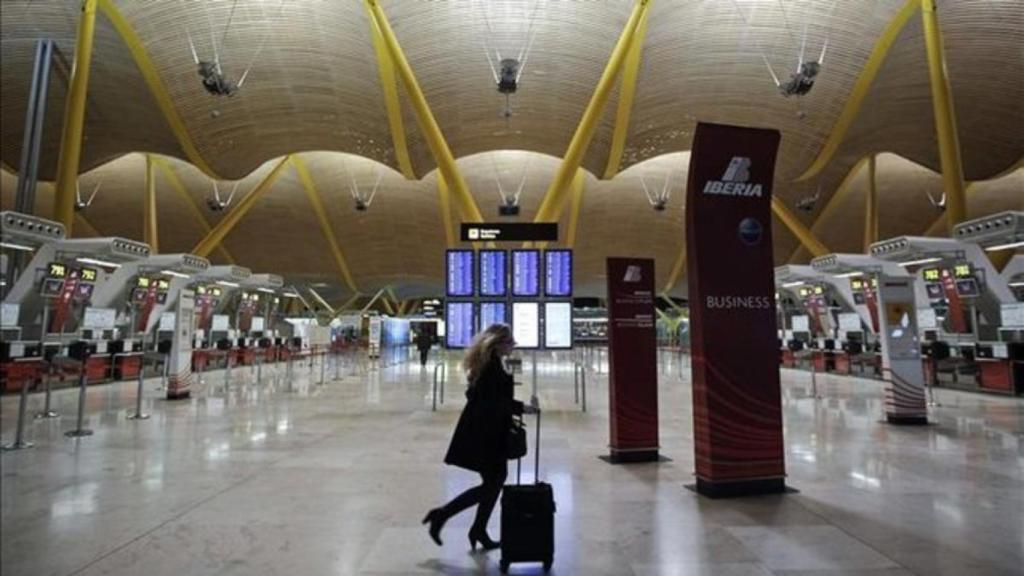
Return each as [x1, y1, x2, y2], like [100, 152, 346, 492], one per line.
[446, 250, 475, 297]
[544, 249, 573, 297]
[478, 250, 507, 297]
[40, 278, 64, 298]
[955, 278, 980, 298]
[511, 250, 540, 297]
[445, 301, 476, 349]
[479, 301, 508, 331]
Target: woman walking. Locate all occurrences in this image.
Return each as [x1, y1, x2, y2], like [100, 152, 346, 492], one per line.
[422, 324, 532, 551]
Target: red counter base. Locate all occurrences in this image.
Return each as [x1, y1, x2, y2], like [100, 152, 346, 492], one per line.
[886, 414, 929, 425]
[166, 389, 190, 400]
[602, 448, 660, 464]
[688, 477, 788, 499]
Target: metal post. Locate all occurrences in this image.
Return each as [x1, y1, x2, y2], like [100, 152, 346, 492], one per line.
[225, 351, 233, 389]
[319, 350, 326, 385]
[334, 348, 341, 381]
[531, 350, 538, 399]
[574, 363, 580, 404]
[810, 352, 820, 400]
[64, 367, 93, 437]
[432, 363, 440, 411]
[36, 360, 59, 419]
[53, 0, 99, 232]
[440, 360, 446, 404]
[581, 363, 587, 413]
[2, 377, 35, 450]
[128, 360, 150, 420]
[256, 352, 263, 385]
[15, 39, 54, 214]
[286, 353, 294, 392]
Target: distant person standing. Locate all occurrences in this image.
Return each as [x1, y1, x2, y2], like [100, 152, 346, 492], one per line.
[416, 330, 434, 366]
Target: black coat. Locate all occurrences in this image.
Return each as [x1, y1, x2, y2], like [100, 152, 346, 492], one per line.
[444, 353, 523, 473]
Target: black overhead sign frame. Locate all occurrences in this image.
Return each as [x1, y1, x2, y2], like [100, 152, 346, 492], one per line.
[460, 223, 558, 242]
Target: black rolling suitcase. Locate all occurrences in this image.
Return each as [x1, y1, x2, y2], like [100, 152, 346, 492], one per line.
[500, 409, 555, 573]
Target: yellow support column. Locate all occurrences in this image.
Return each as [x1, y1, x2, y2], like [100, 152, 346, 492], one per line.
[535, 0, 651, 223]
[293, 156, 359, 293]
[771, 197, 830, 258]
[921, 0, 967, 229]
[192, 156, 291, 257]
[364, 2, 416, 180]
[564, 170, 586, 248]
[437, 175, 457, 248]
[364, 1, 484, 223]
[52, 0, 99, 232]
[863, 155, 878, 252]
[602, 5, 651, 179]
[144, 154, 159, 252]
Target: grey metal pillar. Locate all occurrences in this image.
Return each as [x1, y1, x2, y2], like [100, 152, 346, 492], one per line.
[15, 39, 54, 213]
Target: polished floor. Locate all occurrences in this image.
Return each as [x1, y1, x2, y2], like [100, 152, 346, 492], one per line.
[1, 347, 1022, 576]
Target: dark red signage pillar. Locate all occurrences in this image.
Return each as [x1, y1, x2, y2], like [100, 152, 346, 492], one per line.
[606, 257, 659, 463]
[686, 122, 786, 497]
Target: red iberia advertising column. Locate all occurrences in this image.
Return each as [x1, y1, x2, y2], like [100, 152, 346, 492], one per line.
[686, 122, 786, 497]
[606, 258, 659, 463]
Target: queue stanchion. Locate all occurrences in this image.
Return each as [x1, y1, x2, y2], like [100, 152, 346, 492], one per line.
[128, 355, 152, 420]
[2, 375, 36, 451]
[225, 350, 233, 389]
[64, 347, 93, 438]
[35, 356, 59, 419]
[319, 349, 326, 385]
[574, 362, 580, 405]
[432, 363, 440, 411]
[286, 348, 295, 392]
[334, 347, 342, 381]
[581, 361, 588, 413]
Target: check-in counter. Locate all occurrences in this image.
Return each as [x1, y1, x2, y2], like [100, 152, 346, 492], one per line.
[975, 342, 1022, 395]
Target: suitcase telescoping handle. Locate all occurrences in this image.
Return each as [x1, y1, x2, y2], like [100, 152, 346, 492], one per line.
[516, 406, 541, 485]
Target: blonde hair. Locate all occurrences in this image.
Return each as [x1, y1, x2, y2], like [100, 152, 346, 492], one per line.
[463, 323, 513, 385]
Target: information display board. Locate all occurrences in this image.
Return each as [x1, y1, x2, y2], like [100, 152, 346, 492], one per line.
[446, 250, 475, 297]
[512, 301, 540, 349]
[1001, 303, 1024, 328]
[917, 308, 938, 330]
[544, 301, 572, 349]
[211, 314, 230, 332]
[838, 313, 861, 332]
[792, 315, 810, 333]
[544, 250, 573, 297]
[159, 312, 176, 331]
[83, 307, 117, 330]
[511, 250, 540, 297]
[479, 301, 508, 330]
[0, 303, 19, 327]
[479, 250, 507, 297]
[251, 317, 266, 332]
[445, 301, 476, 348]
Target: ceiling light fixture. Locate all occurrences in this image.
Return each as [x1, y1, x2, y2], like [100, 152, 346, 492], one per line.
[834, 271, 863, 278]
[77, 256, 121, 269]
[216, 280, 240, 288]
[161, 270, 191, 279]
[898, 257, 941, 267]
[0, 241, 35, 252]
[782, 281, 805, 288]
[984, 240, 1024, 252]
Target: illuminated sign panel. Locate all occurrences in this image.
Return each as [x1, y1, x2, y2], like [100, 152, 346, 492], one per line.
[479, 250, 507, 297]
[446, 250, 475, 297]
[511, 250, 540, 297]
[544, 250, 573, 297]
[479, 301, 508, 330]
[47, 262, 67, 278]
[445, 301, 476, 348]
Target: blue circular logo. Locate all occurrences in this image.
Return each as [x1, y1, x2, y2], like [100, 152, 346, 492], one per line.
[738, 217, 763, 246]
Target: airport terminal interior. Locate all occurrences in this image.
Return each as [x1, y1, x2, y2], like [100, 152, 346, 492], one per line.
[0, 1, 1022, 575]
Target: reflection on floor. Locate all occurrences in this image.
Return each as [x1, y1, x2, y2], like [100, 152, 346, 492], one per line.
[1, 347, 1022, 576]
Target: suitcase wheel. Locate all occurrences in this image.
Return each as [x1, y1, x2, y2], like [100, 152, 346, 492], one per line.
[500, 559, 510, 573]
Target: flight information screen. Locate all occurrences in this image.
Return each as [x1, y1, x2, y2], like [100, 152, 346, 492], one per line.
[512, 302, 540, 349]
[511, 250, 540, 297]
[480, 301, 508, 330]
[544, 250, 572, 297]
[544, 301, 573, 349]
[479, 250, 507, 297]
[445, 302, 476, 348]
[446, 250, 475, 297]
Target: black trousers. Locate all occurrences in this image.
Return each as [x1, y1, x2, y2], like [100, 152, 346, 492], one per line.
[419, 349, 429, 365]
[440, 465, 508, 532]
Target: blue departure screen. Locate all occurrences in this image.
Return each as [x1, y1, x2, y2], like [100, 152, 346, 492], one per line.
[544, 250, 573, 297]
[445, 302, 476, 348]
[446, 250, 474, 297]
[511, 250, 540, 297]
[479, 250, 507, 297]
[479, 301, 508, 330]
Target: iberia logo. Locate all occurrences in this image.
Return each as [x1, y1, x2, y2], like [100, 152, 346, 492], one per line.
[703, 156, 762, 197]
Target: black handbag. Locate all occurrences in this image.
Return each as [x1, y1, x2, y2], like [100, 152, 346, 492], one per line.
[506, 415, 528, 460]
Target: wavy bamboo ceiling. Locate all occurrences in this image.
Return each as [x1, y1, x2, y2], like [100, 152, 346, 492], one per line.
[1, 1, 1022, 300]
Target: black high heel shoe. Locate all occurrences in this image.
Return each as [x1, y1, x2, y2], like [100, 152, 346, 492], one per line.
[468, 528, 500, 551]
[422, 509, 445, 546]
